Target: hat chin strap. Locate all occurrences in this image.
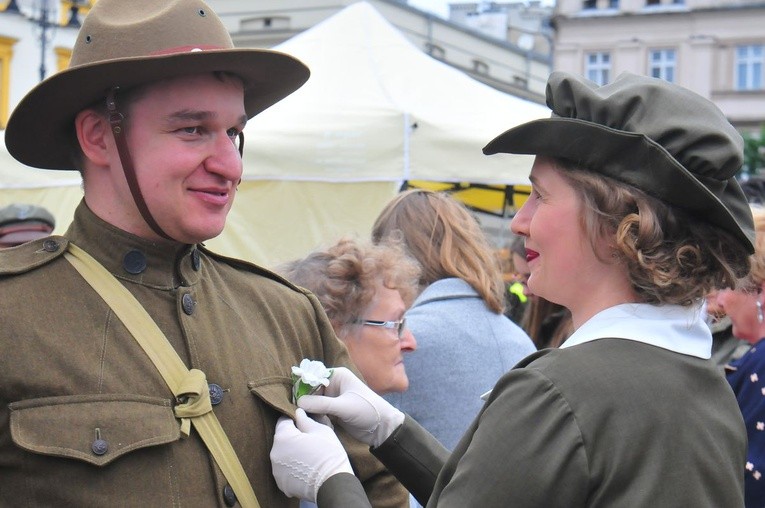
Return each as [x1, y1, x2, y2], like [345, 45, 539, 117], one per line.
[106, 88, 175, 242]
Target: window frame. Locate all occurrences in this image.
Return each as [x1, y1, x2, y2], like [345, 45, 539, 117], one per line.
[648, 48, 676, 83]
[585, 51, 611, 86]
[735, 44, 764, 91]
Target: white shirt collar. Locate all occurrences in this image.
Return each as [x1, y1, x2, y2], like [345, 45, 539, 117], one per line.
[560, 303, 712, 359]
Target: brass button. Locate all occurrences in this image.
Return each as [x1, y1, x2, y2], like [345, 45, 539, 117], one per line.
[91, 438, 108, 456]
[123, 249, 147, 275]
[191, 248, 201, 271]
[182, 293, 195, 315]
[209, 383, 224, 406]
[42, 239, 59, 252]
[222, 484, 237, 507]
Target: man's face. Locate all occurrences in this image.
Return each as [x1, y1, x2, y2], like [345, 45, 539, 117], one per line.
[101, 73, 247, 244]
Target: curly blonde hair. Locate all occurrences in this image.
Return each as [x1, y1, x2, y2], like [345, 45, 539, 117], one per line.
[744, 206, 765, 287]
[276, 237, 421, 337]
[556, 159, 751, 305]
[371, 189, 506, 314]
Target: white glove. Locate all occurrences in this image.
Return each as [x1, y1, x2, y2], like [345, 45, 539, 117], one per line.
[298, 367, 404, 448]
[270, 408, 354, 503]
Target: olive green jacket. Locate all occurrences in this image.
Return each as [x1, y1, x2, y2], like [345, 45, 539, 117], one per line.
[0, 202, 406, 508]
[321, 339, 746, 507]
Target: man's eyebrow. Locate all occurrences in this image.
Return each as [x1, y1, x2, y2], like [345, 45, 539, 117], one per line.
[166, 109, 214, 122]
[165, 110, 247, 126]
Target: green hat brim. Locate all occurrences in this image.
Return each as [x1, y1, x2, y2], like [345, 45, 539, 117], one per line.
[483, 117, 755, 254]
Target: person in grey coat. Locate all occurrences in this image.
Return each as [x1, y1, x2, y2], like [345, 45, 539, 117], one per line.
[374, 190, 535, 451]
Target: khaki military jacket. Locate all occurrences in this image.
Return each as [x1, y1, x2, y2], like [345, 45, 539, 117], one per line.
[0, 201, 407, 508]
[321, 338, 747, 507]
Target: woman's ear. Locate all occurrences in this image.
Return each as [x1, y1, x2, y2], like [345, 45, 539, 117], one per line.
[74, 109, 111, 167]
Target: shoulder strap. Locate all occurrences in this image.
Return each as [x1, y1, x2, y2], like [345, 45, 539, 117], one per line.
[64, 243, 261, 508]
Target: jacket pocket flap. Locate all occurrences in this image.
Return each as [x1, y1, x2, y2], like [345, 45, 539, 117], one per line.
[9, 394, 180, 466]
[248, 376, 296, 418]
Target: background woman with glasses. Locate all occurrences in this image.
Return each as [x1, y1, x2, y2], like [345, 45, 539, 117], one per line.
[278, 236, 420, 395]
[278, 236, 418, 507]
[371, 189, 535, 452]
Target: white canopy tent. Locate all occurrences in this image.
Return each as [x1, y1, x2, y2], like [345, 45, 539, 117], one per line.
[0, 1, 549, 267]
[243, 1, 548, 185]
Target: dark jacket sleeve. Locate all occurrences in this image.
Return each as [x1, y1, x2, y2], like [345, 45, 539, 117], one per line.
[315, 416, 449, 508]
[336, 427, 410, 508]
[373, 415, 450, 506]
[317, 472, 373, 508]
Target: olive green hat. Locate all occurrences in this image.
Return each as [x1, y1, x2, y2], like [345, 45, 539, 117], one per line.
[5, 0, 309, 171]
[483, 71, 755, 253]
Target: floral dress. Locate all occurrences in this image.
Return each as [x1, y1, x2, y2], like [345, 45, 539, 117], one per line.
[727, 338, 765, 508]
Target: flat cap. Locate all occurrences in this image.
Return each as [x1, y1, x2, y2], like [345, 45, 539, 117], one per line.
[484, 71, 754, 253]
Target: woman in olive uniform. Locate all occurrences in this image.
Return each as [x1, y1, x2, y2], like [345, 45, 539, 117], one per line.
[271, 72, 753, 507]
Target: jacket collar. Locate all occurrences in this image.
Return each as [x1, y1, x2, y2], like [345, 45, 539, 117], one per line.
[412, 278, 480, 308]
[64, 200, 201, 289]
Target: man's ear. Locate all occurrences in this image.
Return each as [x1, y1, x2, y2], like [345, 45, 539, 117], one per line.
[75, 109, 111, 167]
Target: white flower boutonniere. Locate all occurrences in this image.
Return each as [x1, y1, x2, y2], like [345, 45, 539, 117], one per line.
[291, 359, 333, 403]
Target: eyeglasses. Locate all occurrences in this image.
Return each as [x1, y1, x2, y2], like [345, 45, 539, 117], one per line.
[353, 318, 407, 339]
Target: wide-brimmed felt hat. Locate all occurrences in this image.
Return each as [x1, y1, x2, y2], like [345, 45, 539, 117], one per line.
[5, 0, 309, 171]
[483, 71, 755, 254]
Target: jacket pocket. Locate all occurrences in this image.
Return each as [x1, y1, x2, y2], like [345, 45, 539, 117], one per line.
[9, 393, 180, 466]
[248, 375, 296, 418]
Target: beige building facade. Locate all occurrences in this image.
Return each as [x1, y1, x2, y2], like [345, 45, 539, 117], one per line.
[553, 0, 765, 131]
[205, 0, 550, 103]
[0, 0, 85, 128]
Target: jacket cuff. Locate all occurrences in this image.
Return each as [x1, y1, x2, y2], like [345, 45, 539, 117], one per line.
[316, 472, 372, 508]
[372, 415, 449, 506]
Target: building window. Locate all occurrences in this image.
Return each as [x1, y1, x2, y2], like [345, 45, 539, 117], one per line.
[240, 16, 290, 31]
[59, 0, 93, 27]
[645, 0, 685, 6]
[472, 59, 489, 75]
[649, 48, 675, 83]
[736, 45, 764, 91]
[585, 52, 610, 86]
[0, 35, 17, 129]
[608, 0, 619, 8]
[426, 43, 446, 60]
[583, 0, 596, 9]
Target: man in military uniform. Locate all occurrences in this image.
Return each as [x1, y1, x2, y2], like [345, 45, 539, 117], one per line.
[0, 203, 55, 248]
[0, 1, 406, 507]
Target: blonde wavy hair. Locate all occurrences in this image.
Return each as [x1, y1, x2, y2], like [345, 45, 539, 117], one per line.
[371, 189, 506, 313]
[744, 206, 765, 287]
[277, 237, 421, 337]
[556, 159, 751, 305]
